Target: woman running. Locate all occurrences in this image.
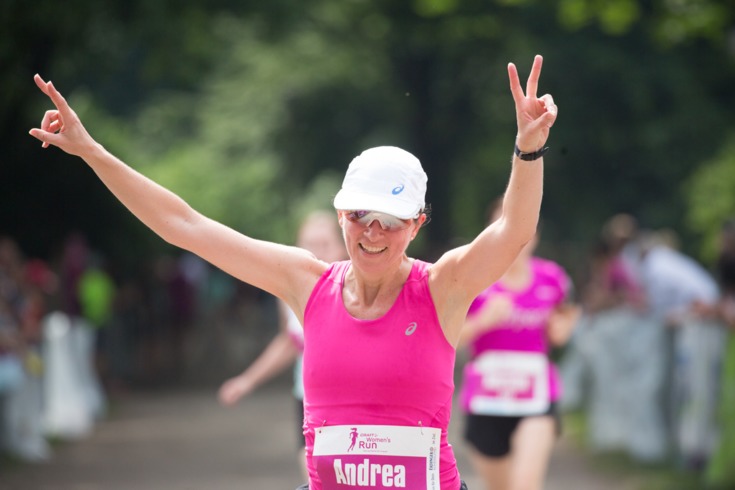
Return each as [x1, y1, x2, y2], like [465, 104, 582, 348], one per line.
[29, 54, 556, 490]
[458, 199, 580, 490]
[218, 210, 347, 481]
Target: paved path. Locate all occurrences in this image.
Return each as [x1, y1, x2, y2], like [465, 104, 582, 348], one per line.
[1, 385, 633, 490]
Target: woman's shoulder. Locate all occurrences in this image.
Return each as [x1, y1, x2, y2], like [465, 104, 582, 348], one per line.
[409, 258, 438, 283]
[531, 256, 566, 275]
[412, 258, 432, 271]
[320, 259, 351, 282]
[531, 257, 571, 288]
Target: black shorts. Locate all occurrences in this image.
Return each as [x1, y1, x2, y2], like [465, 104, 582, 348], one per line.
[296, 480, 468, 490]
[296, 398, 305, 449]
[463, 403, 561, 458]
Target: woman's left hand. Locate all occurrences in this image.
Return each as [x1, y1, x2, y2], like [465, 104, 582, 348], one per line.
[508, 55, 558, 153]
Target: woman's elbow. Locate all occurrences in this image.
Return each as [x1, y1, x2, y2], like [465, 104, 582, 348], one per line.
[159, 210, 203, 250]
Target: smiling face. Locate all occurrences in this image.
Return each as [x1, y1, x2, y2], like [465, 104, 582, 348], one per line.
[338, 210, 425, 274]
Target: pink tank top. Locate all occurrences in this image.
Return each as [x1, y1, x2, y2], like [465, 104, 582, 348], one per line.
[460, 257, 571, 411]
[302, 260, 461, 489]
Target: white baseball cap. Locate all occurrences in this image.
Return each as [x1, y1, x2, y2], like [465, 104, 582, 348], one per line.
[333, 146, 427, 219]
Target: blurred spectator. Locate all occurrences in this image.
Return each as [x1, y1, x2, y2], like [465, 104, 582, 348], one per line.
[78, 255, 116, 330]
[169, 253, 200, 378]
[59, 232, 90, 318]
[15, 258, 56, 460]
[0, 237, 53, 461]
[23, 259, 58, 345]
[78, 253, 117, 406]
[624, 227, 721, 464]
[178, 252, 209, 315]
[0, 296, 27, 457]
[142, 253, 199, 383]
[44, 233, 107, 437]
[561, 214, 648, 455]
[42, 311, 95, 440]
[107, 277, 146, 389]
[218, 210, 347, 482]
[562, 215, 722, 464]
[581, 213, 643, 313]
[632, 229, 719, 325]
[633, 230, 723, 470]
[0, 237, 24, 312]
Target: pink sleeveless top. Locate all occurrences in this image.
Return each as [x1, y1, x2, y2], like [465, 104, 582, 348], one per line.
[460, 257, 571, 411]
[302, 260, 461, 489]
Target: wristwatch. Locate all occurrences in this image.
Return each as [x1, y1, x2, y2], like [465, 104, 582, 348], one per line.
[514, 144, 549, 161]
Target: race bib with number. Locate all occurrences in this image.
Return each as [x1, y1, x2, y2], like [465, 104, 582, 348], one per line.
[467, 350, 549, 416]
[313, 424, 440, 489]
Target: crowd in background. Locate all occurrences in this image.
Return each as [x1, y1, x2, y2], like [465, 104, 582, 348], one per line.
[560, 214, 735, 487]
[0, 231, 276, 464]
[1, 216, 734, 487]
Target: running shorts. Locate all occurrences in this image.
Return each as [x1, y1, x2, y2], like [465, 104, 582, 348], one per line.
[463, 402, 560, 458]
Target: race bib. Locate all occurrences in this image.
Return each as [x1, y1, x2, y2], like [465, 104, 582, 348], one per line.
[313, 424, 440, 489]
[468, 350, 549, 416]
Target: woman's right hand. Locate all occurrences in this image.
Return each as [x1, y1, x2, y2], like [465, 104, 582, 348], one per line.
[29, 74, 96, 157]
[474, 294, 514, 330]
[218, 376, 255, 407]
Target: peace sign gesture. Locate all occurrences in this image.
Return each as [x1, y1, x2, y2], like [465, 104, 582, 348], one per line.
[29, 74, 95, 157]
[508, 55, 557, 154]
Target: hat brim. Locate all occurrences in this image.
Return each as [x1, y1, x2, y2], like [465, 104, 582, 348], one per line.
[333, 189, 421, 220]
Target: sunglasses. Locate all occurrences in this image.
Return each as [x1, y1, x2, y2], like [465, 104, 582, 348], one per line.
[344, 210, 413, 231]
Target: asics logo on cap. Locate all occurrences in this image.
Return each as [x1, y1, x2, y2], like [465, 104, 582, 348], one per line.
[332, 146, 427, 219]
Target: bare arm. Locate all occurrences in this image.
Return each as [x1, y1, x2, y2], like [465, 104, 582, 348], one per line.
[218, 303, 300, 406]
[28, 75, 322, 310]
[547, 303, 582, 347]
[430, 55, 556, 342]
[456, 294, 513, 349]
[218, 332, 299, 406]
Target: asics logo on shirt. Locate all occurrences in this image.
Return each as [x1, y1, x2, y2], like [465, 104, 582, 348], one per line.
[405, 322, 417, 335]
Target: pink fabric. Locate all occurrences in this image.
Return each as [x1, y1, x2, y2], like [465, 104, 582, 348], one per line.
[303, 260, 461, 490]
[461, 257, 571, 411]
[606, 255, 643, 305]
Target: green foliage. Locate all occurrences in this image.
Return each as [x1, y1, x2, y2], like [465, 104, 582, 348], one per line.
[5, 0, 735, 268]
[413, 0, 461, 17]
[556, 0, 734, 46]
[94, 13, 396, 244]
[558, 0, 641, 34]
[686, 134, 735, 263]
[652, 0, 734, 46]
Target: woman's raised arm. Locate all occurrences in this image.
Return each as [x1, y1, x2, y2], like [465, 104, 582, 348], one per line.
[28, 75, 323, 309]
[431, 55, 557, 330]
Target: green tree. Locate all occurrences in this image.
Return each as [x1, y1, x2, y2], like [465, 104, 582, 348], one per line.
[686, 133, 735, 262]
[5, 0, 735, 268]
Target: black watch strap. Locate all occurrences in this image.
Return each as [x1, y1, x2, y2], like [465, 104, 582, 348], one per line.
[514, 144, 549, 161]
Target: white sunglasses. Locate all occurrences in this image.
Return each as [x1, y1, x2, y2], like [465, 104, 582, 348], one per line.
[344, 210, 412, 231]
